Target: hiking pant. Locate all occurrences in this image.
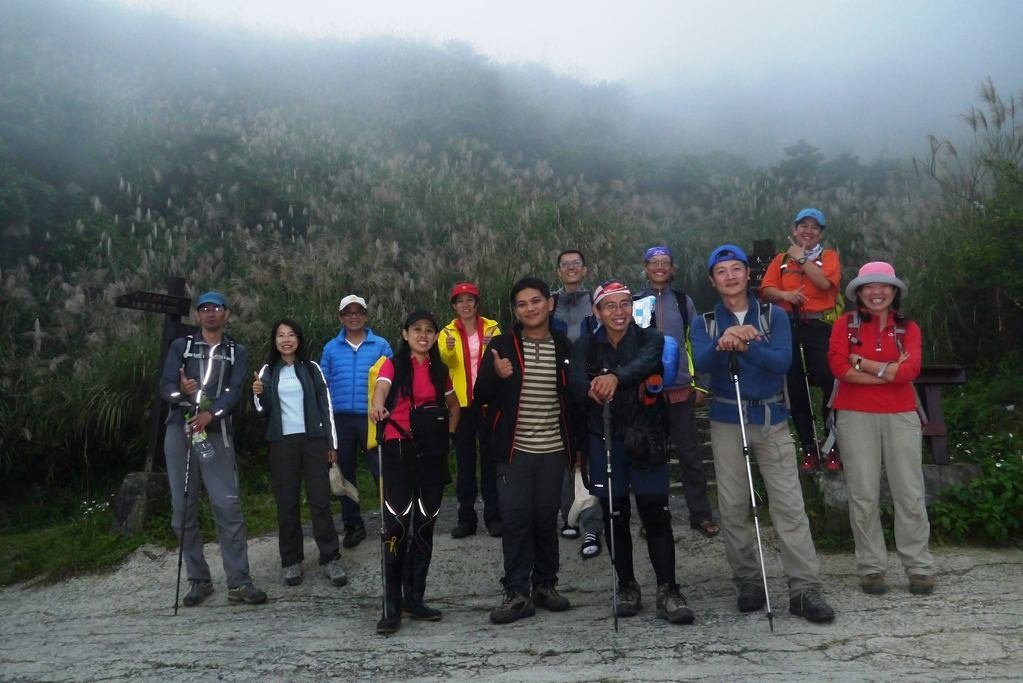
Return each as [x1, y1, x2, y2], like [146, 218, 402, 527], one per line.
[334, 412, 379, 530]
[666, 392, 714, 526]
[165, 424, 253, 588]
[837, 410, 934, 577]
[497, 450, 563, 595]
[268, 434, 340, 567]
[787, 319, 834, 449]
[710, 420, 822, 597]
[455, 406, 499, 527]
[380, 439, 445, 603]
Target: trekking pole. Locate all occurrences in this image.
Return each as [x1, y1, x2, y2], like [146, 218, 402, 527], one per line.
[172, 418, 193, 616]
[728, 352, 774, 632]
[173, 378, 204, 615]
[377, 423, 387, 626]
[602, 400, 619, 633]
[798, 343, 822, 449]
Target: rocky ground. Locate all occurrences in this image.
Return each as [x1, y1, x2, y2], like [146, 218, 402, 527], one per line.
[2, 497, 1021, 682]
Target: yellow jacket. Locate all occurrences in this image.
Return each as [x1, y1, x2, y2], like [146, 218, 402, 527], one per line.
[439, 315, 501, 407]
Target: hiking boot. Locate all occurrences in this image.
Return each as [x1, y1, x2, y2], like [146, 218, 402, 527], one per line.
[561, 524, 580, 539]
[402, 597, 442, 621]
[323, 558, 348, 587]
[909, 574, 935, 595]
[532, 583, 570, 612]
[283, 563, 303, 586]
[228, 583, 268, 605]
[377, 599, 402, 634]
[342, 524, 366, 549]
[799, 443, 820, 473]
[860, 573, 888, 595]
[615, 580, 642, 617]
[823, 450, 843, 473]
[182, 579, 213, 607]
[736, 582, 766, 612]
[789, 589, 835, 623]
[486, 520, 503, 538]
[656, 583, 695, 625]
[580, 531, 601, 560]
[489, 591, 536, 624]
[450, 522, 477, 539]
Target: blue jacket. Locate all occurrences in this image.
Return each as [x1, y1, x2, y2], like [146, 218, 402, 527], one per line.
[320, 328, 393, 415]
[691, 295, 792, 426]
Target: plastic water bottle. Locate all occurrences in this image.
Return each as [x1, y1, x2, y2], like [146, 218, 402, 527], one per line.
[184, 414, 216, 460]
[192, 429, 216, 461]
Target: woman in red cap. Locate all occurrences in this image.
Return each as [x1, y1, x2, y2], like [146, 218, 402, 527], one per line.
[440, 282, 503, 538]
[828, 261, 935, 597]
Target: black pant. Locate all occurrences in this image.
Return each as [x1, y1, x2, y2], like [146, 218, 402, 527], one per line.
[600, 493, 677, 587]
[666, 393, 713, 525]
[268, 434, 340, 566]
[787, 319, 835, 448]
[454, 406, 499, 526]
[496, 450, 564, 595]
[380, 439, 445, 602]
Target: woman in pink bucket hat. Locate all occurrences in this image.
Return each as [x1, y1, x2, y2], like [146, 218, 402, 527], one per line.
[827, 261, 935, 597]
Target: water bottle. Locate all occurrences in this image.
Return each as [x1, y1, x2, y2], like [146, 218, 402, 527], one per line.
[185, 414, 216, 460]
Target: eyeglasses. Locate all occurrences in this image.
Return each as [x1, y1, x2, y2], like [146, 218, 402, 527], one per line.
[646, 258, 672, 267]
[197, 305, 224, 313]
[341, 309, 366, 317]
[559, 259, 584, 269]
[600, 300, 633, 313]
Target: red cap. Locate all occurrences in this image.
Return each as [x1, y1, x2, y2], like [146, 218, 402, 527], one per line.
[450, 282, 480, 301]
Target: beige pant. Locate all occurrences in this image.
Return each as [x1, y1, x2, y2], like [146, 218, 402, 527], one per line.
[837, 410, 934, 577]
[711, 421, 822, 597]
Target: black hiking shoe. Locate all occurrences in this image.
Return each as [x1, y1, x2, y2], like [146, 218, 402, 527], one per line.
[182, 579, 213, 607]
[402, 597, 442, 621]
[532, 583, 570, 612]
[655, 583, 695, 625]
[489, 591, 535, 624]
[737, 582, 766, 612]
[789, 589, 835, 623]
[342, 524, 366, 549]
[228, 583, 268, 605]
[450, 522, 477, 539]
[615, 580, 642, 617]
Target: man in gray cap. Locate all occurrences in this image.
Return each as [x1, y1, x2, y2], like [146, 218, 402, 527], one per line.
[159, 291, 267, 606]
[320, 294, 393, 548]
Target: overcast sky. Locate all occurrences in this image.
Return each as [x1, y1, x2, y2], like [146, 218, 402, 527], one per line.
[113, 0, 1023, 159]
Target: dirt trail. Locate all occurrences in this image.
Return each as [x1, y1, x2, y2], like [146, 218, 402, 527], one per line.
[2, 499, 1020, 681]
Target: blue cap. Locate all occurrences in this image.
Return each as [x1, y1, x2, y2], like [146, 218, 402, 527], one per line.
[794, 208, 826, 228]
[196, 291, 228, 309]
[644, 245, 672, 262]
[707, 244, 749, 271]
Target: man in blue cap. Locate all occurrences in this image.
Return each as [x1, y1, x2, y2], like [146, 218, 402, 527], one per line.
[692, 247, 834, 624]
[159, 291, 267, 606]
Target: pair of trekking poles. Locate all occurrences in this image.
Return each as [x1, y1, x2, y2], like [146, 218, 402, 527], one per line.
[599, 355, 774, 633]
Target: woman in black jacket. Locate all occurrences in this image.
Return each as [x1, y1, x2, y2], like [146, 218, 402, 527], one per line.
[253, 318, 347, 588]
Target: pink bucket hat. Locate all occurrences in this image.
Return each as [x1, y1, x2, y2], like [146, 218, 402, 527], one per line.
[845, 261, 908, 301]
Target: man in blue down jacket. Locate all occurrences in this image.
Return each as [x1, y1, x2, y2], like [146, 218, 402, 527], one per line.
[320, 294, 393, 548]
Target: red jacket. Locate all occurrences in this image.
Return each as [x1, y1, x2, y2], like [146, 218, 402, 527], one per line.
[828, 311, 921, 413]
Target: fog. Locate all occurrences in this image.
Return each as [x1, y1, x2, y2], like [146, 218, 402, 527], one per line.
[113, 0, 1023, 162]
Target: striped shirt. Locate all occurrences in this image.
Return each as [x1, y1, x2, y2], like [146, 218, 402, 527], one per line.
[514, 337, 563, 454]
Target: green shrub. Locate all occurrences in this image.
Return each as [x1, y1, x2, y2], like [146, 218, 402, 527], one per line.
[931, 433, 1023, 544]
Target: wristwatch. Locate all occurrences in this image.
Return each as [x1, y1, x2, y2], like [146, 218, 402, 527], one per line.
[854, 357, 863, 372]
[797, 254, 809, 265]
